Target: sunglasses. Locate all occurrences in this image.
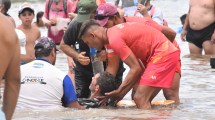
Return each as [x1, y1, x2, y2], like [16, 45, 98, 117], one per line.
[94, 14, 114, 20]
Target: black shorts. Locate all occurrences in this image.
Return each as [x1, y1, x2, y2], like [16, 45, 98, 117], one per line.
[186, 22, 215, 48]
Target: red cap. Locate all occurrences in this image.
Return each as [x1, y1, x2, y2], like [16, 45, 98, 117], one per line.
[96, 3, 118, 26]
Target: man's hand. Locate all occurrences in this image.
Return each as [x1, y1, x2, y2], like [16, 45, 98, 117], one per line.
[104, 88, 127, 106]
[180, 30, 187, 41]
[67, 57, 76, 69]
[78, 52, 90, 65]
[50, 18, 58, 26]
[211, 31, 215, 44]
[44, 21, 52, 27]
[137, 4, 148, 15]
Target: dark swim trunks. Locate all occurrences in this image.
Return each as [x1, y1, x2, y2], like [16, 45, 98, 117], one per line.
[186, 22, 215, 48]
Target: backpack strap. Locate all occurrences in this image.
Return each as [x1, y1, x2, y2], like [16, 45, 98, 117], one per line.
[149, 5, 155, 18]
[48, 0, 53, 19]
[63, 0, 67, 16]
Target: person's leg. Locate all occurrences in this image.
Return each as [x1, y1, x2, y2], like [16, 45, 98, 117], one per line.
[133, 85, 161, 109]
[75, 70, 93, 98]
[163, 72, 180, 104]
[202, 40, 215, 55]
[188, 42, 202, 55]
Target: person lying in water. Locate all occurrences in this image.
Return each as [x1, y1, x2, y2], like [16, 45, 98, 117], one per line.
[78, 72, 119, 108]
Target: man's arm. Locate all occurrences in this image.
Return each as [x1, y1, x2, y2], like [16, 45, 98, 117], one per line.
[3, 39, 20, 120]
[161, 26, 176, 42]
[0, 15, 20, 120]
[181, 7, 190, 41]
[105, 55, 120, 77]
[63, 75, 85, 109]
[105, 52, 142, 103]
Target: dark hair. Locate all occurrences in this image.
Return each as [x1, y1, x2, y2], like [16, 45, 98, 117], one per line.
[96, 72, 118, 96]
[36, 11, 44, 24]
[1, 0, 11, 12]
[180, 14, 187, 25]
[35, 43, 53, 58]
[78, 19, 100, 39]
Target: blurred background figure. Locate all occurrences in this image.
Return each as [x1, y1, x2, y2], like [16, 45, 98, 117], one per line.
[177, 14, 187, 34]
[17, 2, 41, 64]
[34, 11, 45, 27]
[42, 0, 78, 45]
[0, 0, 15, 27]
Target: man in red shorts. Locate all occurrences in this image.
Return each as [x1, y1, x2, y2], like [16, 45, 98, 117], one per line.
[79, 19, 180, 109]
[95, 3, 181, 104]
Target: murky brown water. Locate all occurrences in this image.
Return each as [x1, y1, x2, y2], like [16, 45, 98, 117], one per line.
[2, 0, 215, 119]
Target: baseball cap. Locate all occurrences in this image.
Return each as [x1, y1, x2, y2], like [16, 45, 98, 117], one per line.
[18, 2, 34, 15]
[34, 37, 57, 53]
[95, 3, 118, 26]
[76, 0, 97, 22]
[15, 29, 26, 55]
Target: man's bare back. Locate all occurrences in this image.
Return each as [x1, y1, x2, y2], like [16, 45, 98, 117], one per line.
[189, 0, 215, 30]
[0, 13, 20, 120]
[17, 25, 40, 62]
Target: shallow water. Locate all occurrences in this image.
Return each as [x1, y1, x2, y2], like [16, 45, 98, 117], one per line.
[3, 0, 215, 119]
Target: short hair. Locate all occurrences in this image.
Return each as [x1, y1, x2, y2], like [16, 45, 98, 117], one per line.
[96, 72, 118, 96]
[78, 19, 100, 39]
[0, 0, 11, 12]
[180, 14, 187, 25]
[34, 37, 56, 58]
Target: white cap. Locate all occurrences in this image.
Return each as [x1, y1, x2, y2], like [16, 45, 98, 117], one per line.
[18, 2, 34, 15]
[15, 29, 26, 55]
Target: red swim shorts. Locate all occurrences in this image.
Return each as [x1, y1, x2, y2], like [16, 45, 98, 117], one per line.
[138, 51, 180, 88]
[173, 40, 181, 76]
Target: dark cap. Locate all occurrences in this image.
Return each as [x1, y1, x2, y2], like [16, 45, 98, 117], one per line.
[76, 0, 97, 22]
[34, 37, 56, 52]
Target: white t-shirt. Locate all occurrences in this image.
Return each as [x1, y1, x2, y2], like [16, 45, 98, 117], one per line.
[16, 59, 77, 109]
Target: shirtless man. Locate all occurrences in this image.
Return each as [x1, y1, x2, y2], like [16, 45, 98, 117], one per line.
[0, 13, 20, 120]
[17, 3, 40, 64]
[181, 0, 215, 55]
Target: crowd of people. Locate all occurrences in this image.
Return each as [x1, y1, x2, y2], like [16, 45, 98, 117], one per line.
[0, 0, 214, 119]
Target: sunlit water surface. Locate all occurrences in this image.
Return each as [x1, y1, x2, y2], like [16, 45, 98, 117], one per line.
[2, 0, 215, 119]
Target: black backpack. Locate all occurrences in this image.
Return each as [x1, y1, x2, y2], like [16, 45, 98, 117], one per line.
[47, 0, 67, 19]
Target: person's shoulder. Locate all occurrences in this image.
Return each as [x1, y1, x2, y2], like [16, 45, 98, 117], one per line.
[0, 14, 17, 43]
[68, 18, 82, 27]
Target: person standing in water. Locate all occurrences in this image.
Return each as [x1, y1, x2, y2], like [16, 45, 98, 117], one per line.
[181, 0, 215, 55]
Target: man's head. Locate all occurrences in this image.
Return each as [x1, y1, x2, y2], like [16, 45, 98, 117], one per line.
[76, 0, 98, 22]
[180, 14, 187, 26]
[18, 3, 35, 25]
[79, 19, 106, 50]
[95, 3, 123, 28]
[89, 72, 118, 98]
[0, 0, 11, 13]
[34, 37, 57, 65]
